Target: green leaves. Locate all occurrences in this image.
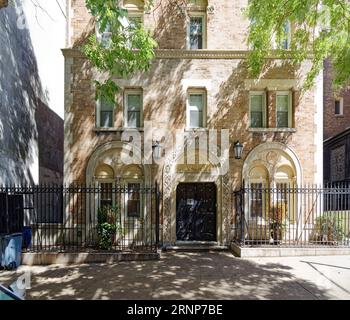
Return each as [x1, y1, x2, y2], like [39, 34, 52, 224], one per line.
[83, 0, 157, 103]
[246, 0, 350, 90]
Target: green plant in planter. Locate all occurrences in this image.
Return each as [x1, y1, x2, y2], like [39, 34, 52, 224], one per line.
[311, 214, 345, 244]
[97, 205, 123, 250]
[268, 204, 288, 242]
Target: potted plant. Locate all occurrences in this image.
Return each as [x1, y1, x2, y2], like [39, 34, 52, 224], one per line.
[97, 205, 123, 250]
[311, 215, 345, 245]
[268, 204, 287, 243]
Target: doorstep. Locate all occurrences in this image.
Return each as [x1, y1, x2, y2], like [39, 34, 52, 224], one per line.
[22, 251, 161, 266]
[231, 242, 350, 258]
[163, 241, 229, 252]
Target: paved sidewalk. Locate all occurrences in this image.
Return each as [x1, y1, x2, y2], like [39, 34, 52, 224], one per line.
[1, 252, 350, 300]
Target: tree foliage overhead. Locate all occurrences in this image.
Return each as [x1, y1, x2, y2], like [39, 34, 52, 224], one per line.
[246, 0, 350, 90]
[83, 0, 157, 103]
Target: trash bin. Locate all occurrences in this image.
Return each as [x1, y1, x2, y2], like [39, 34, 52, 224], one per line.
[0, 233, 22, 270]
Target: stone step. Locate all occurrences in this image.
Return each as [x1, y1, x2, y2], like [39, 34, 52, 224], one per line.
[163, 244, 229, 252]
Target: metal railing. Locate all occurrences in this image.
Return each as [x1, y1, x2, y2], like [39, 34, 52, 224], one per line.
[0, 184, 160, 253]
[233, 183, 350, 247]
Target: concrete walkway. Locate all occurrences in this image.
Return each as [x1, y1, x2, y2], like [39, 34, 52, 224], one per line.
[1, 252, 350, 300]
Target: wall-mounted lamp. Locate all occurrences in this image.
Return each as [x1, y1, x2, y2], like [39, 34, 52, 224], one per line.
[233, 141, 243, 160]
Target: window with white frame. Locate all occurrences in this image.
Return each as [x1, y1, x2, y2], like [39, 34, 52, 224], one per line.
[188, 13, 206, 49]
[249, 92, 267, 128]
[187, 89, 206, 129]
[126, 182, 142, 218]
[335, 98, 343, 116]
[280, 21, 291, 49]
[96, 22, 112, 48]
[96, 98, 114, 128]
[124, 89, 143, 128]
[276, 92, 292, 128]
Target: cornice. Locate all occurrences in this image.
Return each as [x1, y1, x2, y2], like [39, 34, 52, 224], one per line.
[62, 48, 302, 60]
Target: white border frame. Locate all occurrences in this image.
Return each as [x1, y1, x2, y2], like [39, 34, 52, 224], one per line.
[96, 98, 115, 128]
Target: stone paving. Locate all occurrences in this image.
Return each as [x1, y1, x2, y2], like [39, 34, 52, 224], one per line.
[1, 252, 350, 300]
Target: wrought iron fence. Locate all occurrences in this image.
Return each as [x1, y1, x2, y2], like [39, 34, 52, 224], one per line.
[0, 184, 160, 253]
[233, 183, 350, 247]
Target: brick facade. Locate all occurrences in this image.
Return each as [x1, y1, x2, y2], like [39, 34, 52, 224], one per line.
[324, 59, 350, 140]
[64, 0, 323, 245]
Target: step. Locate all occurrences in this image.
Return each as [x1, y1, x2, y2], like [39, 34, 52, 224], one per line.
[163, 242, 229, 252]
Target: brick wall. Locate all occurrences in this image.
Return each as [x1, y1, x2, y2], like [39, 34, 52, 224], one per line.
[64, 0, 320, 186]
[324, 59, 350, 140]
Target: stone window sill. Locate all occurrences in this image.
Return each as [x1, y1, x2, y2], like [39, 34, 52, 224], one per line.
[94, 127, 145, 133]
[248, 128, 296, 133]
[184, 128, 209, 132]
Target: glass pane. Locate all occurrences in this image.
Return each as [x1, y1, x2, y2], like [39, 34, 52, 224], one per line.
[127, 94, 141, 111]
[100, 183, 113, 208]
[101, 98, 114, 111]
[335, 100, 341, 114]
[127, 111, 141, 128]
[100, 111, 113, 128]
[189, 94, 203, 110]
[277, 95, 289, 112]
[250, 111, 263, 128]
[190, 111, 203, 128]
[251, 95, 263, 112]
[277, 111, 289, 128]
[250, 183, 263, 217]
[128, 183, 141, 217]
[190, 17, 203, 49]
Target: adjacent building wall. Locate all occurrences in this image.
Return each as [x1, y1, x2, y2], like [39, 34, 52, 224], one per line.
[0, 0, 65, 185]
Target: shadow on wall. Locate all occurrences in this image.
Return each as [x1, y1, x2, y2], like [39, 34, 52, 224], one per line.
[0, 3, 63, 185]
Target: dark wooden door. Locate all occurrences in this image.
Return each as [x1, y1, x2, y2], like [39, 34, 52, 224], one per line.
[176, 183, 217, 241]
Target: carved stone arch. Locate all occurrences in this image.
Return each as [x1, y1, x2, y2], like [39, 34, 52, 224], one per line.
[86, 141, 150, 185]
[242, 142, 302, 187]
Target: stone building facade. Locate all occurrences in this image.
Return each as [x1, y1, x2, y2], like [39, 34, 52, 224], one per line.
[63, 0, 323, 246]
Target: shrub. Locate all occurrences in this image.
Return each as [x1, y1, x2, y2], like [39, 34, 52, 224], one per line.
[97, 206, 123, 250]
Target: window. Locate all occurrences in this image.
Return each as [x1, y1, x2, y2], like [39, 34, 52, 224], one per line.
[187, 90, 206, 129]
[128, 15, 143, 29]
[96, 22, 112, 48]
[335, 98, 343, 115]
[126, 183, 141, 218]
[188, 14, 206, 49]
[100, 183, 113, 208]
[250, 183, 263, 218]
[280, 21, 291, 49]
[249, 92, 266, 128]
[276, 92, 292, 128]
[96, 98, 114, 128]
[124, 89, 143, 128]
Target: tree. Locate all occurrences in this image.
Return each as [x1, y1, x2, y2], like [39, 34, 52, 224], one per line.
[246, 0, 350, 90]
[83, 0, 157, 103]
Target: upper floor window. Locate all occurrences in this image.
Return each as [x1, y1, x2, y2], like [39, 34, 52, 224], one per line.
[276, 92, 292, 128]
[124, 89, 143, 128]
[335, 98, 343, 116]
[188, 14, 206, 49]
[96, 98, 114, 128]
[96, 22, 112, 48]
[279, 21, 291, 49]
[187, 89, 207, 129]
[249, 92, 267, 128]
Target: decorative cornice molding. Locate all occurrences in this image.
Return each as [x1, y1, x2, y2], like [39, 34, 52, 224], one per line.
[62, 48, 302, 60]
